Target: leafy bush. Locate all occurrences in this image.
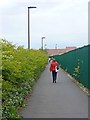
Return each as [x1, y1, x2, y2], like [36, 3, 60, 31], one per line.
[1, 39, 48, 119]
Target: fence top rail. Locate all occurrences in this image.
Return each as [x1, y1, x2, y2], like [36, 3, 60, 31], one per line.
[49, 44, 89, 57]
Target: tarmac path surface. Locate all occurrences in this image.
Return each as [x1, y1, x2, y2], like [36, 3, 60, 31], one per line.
[20, 64, 88, 118]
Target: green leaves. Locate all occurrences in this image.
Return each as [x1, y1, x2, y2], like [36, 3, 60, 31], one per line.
[1, 39, 48, 119]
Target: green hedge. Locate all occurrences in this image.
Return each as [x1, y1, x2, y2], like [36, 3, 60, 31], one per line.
[1, 40, 48, 119]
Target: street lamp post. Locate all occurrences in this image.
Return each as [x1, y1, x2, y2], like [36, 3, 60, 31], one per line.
[28, 6, 37, 49]
[42, 37, 45, 50]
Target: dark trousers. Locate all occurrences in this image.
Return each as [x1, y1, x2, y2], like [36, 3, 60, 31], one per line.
[52, 71, 57, 82]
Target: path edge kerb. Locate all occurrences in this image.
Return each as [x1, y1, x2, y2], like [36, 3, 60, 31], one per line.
[60, 68, 90, 96]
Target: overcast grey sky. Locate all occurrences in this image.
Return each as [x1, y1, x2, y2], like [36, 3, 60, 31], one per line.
[0, 0, 89, 49]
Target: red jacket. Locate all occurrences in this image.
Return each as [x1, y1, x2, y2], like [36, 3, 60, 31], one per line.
[50, 61, 58, 72]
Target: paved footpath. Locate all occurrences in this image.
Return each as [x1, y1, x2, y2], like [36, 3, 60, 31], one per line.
[20, 64, 88, 118]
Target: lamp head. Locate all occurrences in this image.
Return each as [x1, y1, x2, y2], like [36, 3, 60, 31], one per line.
[42, 37, 45, 39]
[28, 6, 37, 9]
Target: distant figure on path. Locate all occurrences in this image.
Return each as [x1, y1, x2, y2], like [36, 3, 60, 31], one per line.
[49, 59, 59, 83]
[48, 57, 51, 63]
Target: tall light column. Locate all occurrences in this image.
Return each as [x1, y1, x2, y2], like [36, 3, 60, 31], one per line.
[28, 6, 37, 49]
[42, 37, 45, 50]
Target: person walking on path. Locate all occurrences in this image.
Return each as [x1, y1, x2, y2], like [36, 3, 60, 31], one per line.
[49, 59, 59, 83]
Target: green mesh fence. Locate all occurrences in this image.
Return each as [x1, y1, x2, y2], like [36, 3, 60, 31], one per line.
[49, 45, 89, 89]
